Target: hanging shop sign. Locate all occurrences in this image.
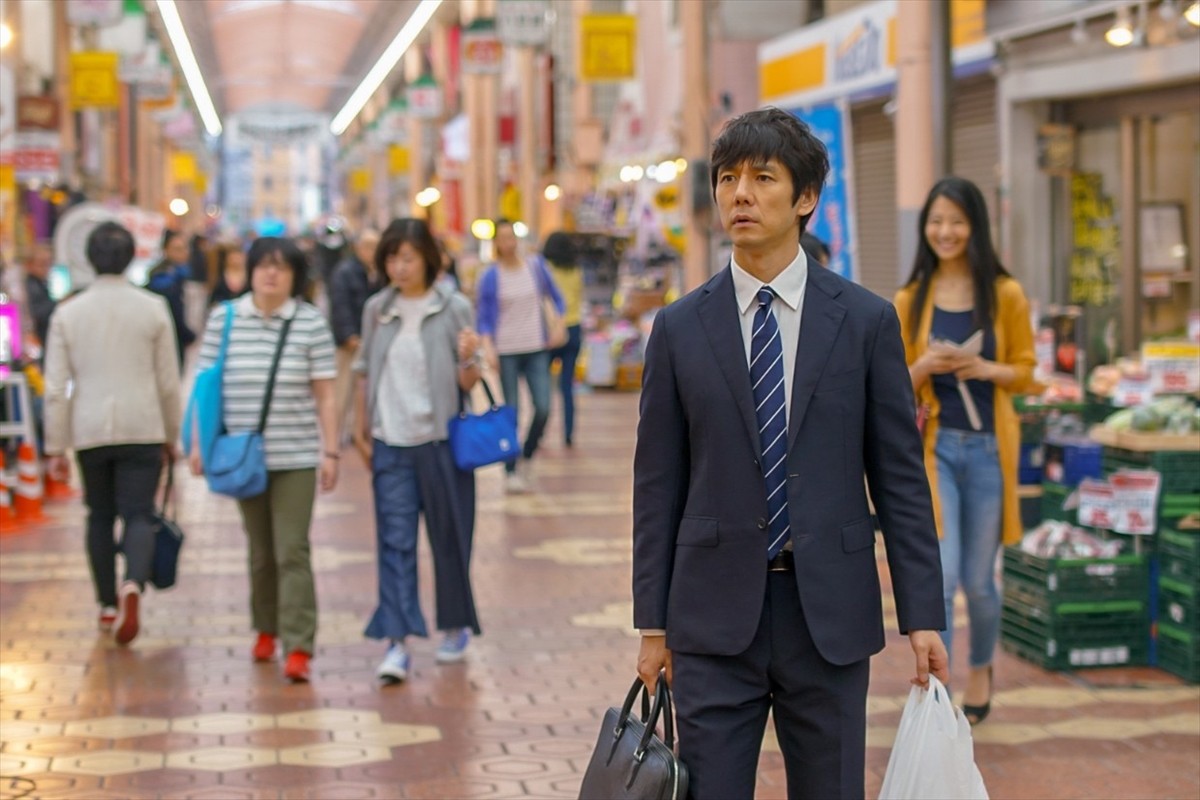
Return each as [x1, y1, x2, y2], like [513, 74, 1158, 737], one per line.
[580, 14, 636, 81]
[16, 96, 60, 131]
[793, 101, 857, 283]
[0, 65, 15, 165]
[407, 77, 443, 119]
[66, 0, 123, 27]
[120, 41, 172, 88]
[171, 152, 198, 185]
[1037, 124, 1076, 177]
[350, 169, 371, 193]
[70, 52, 121, 110]
[12, 132, 62, 182]
[1069, 173, 1118, 307]
[388, 145, 410, 176]
[497, 0, 550, 47]
[462, 19, 504, 75]
[759, 0, 992, 108]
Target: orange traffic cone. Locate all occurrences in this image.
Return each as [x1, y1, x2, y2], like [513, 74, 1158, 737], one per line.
[13, 442, 46, 523]
[0, 450, 22, 533]
[42, 457, 77, 500]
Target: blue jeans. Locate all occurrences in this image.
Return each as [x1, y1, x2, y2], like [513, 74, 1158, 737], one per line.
[935, 428, 1003, 669]
[550, 324, 582, 444]
[498, 350, 552, 472]
[364, 440, 480, 641]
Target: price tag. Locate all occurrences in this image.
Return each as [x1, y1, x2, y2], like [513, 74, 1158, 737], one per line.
[1142, 342, 1200, 394]
[1112, 375, 1154, 407]
[1077, 478, 1116, 530]
[1110, 470, 1161, 536]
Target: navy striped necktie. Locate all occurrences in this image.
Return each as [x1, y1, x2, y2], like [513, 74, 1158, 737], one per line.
[750, 287, 791, 560]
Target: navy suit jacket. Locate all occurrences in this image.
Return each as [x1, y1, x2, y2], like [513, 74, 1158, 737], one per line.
[632, 264, 945, 666]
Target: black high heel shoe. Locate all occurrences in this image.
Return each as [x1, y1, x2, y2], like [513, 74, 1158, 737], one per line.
[962, 665, 993, 725]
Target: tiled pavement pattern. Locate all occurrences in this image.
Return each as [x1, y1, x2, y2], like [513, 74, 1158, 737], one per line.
[2, 391, 1198, 800]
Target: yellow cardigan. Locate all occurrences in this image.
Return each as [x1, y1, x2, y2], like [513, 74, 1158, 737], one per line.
[893, 278, 1039, 546]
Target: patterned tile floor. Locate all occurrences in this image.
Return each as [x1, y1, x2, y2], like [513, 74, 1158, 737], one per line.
[1, 390, 1198, 799]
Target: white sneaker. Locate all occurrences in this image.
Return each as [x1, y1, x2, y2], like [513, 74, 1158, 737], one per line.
[376, 643, 411, 683]
[516, 458, 535, 490]
[505, 470, 528, 494]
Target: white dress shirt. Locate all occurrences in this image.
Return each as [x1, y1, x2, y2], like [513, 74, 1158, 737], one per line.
[730, 248, 808, 426]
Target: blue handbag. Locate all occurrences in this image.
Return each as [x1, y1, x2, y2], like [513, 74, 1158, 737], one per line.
[206, 317, 293, 499]
[150, 461, 185, 590]
[182, 302, 234, 465]
[447, 376, 519, 471]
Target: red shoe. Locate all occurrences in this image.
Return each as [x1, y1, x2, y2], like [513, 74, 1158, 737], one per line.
[283, 650, 311, 683]
[99, 606, 118, 633]
[114, 582, 140, 646]
[252, 633, 277, 662]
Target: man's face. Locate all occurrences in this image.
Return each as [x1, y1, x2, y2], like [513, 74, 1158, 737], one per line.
[356, 235, 380, 268]
[165, 236, 188, 264]
[714, 158, 816, 256]
[27, 245, 53, 279]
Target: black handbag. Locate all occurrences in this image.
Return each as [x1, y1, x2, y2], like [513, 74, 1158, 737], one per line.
[150, 459, 185, 590]
[579, 673, 688, 800]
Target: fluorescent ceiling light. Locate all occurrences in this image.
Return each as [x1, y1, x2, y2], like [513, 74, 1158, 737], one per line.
[331, 0, 443, 136]
[156, 0, 222, 136]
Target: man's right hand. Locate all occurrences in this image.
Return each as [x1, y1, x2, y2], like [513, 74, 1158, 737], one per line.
[637, 634, 672, 693]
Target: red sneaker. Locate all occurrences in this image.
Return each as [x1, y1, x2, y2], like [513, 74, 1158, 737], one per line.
[99, 606, 118, 632]
[114, 583, 140, 646]
[283, 650, 311, 683]
[252, 633, 277, 662]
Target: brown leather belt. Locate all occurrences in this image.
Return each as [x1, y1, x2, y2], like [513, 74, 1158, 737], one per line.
[767, 549, 794, 573]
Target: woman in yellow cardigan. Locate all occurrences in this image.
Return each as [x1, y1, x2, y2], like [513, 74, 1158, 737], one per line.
[894, 177, 1037, 725]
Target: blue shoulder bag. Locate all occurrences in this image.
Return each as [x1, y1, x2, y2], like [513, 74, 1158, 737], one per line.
[182, 302, 234, 465]
[447, 375, 519, 471]
[206, 316, 293, 499]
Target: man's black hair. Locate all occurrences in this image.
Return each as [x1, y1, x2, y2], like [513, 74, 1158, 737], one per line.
[87, 222, 136, 275]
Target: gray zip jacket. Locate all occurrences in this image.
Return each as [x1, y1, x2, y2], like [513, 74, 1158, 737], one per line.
[352, 283, 475, 442]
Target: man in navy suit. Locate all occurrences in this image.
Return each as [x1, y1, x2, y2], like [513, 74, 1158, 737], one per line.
[633, 108, 949, 799]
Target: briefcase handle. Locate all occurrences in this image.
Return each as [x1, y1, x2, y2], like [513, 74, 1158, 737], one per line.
[615, 671, 676, 758]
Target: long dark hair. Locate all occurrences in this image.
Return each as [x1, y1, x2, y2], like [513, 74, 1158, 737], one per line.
[903, 176, 1009, 343]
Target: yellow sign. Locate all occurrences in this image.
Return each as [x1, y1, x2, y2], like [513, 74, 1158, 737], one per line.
[350, 168, 371, 193]
[196, 172, 208, 195]
[500, 184, 522, 221]
[171, 152, 197, 184]
[388, 145, 410, 175]
[951, 0, 987, 48]
[580, 14, 636, 81]
[70, 52, 121, 109]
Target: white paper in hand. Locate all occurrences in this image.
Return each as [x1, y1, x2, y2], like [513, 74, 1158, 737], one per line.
[878, 675, 989, 800]
[929, 330, 985, 430]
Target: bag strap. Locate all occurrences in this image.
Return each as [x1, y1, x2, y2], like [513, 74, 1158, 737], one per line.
[458, 372, 501, 415]
[216, 301, 234, 365]
[257, 316, 294, 434]
[159, 454, 175, 520]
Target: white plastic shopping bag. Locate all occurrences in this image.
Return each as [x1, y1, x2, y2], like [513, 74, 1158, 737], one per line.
[878, 675, 988, 800]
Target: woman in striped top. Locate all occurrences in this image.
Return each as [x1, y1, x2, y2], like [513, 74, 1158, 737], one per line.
[190, 237, 339, 683]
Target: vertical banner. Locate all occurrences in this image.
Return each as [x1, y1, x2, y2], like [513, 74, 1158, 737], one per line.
[791, 102, 856, 283]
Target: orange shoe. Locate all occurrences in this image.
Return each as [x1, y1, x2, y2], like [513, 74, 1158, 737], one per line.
[252, 633, 277, 662]
[283, 650, 310, 683]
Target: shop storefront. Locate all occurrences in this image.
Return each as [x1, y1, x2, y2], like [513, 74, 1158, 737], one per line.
[759, 0, 997, 297]
[997, 6, 1200, 365]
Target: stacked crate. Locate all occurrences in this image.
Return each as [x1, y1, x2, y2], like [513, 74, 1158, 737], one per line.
[1099, 445, 1200, 682]
[1040, 436, 1104, 526]
[1000, 548, 1150, 669]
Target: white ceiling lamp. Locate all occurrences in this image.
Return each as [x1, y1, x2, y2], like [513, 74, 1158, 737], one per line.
[156, 0, 222, 137]
[331, 0, 443, 136]
[1105, 6, 1135, 46]
[1185, 0, 1200, 26]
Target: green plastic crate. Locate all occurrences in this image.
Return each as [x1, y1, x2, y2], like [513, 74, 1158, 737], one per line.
[1002, 547, 1148, 604]
[1159, 529, 1200, 589]
[1000, 596, 1149, 671]
[1158, 576, 1199, 631]
[1157, 623, 1200, 683]
[1040, 482, 1077, 524]
[1102, 448, 1200, 495]
[1159, 494, 1200, 527]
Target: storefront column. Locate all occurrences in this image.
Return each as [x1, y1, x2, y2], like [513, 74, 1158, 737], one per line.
[53, 1, 76, 187]
[679, 0, 710, 291]
[1119, 116, 1141, 354]
[517, 44, 538, 232]
[894, 0, 940, 283]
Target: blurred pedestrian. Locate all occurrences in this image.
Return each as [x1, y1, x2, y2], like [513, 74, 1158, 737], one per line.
[328, 228, 381, 443]
[801, 231, 830, 268]
[184, 234, 210, 336]
[147, 230, 196, 369]
[43, 222, 182, 646]
[22, 241, 56, 352]
[474, 219, 565, 493]
[543, 232, 583, 447]
[894, 175, 1037, 725]
[209, 241, 249, 306]
[189, 237, 339, 683]
[353, 218, 483, 683]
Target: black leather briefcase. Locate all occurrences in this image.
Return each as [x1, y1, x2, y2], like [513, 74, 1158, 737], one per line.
[578, 673, 688, 800]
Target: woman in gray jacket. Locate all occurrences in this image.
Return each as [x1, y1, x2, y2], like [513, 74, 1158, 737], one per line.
[352, 218, 483, 684]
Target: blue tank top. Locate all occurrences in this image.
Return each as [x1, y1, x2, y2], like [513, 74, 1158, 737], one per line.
[930, 308, 995, 433]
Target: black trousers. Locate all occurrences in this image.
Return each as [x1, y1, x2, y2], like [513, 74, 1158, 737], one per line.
[672, 571, 870, 800]
[76, 444, 163, 606]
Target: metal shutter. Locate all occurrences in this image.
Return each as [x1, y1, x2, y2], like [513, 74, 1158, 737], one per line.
[951, 77, 999, 239]
[851, 102, 898, 299]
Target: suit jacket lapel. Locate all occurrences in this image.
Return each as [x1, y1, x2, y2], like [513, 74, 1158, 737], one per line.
[698, 268, 761, 454]
[788, 268, 846, 452]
